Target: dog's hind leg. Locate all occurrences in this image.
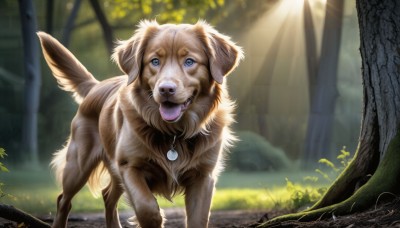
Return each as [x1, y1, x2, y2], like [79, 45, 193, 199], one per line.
[52, 119, 102, 228]
[102, 161, 124, 228]
[102, 179, 123, 228]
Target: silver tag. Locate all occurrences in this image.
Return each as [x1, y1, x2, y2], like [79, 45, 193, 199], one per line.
[167, 149, 178, 161]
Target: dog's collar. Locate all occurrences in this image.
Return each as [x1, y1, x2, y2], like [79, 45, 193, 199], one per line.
[166, 135, 178, 161]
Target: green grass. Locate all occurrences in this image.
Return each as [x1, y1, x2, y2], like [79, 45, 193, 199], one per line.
[0, 167, 330, 215]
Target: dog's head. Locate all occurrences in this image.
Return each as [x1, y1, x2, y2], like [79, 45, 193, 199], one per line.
[113, 20, 243, 125]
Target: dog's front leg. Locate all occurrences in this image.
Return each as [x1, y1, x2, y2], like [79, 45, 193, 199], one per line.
[120, 166, 163, 228]
[184, 174, 215, 228]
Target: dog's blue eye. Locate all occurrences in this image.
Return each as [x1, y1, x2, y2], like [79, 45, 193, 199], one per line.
[151, 58, 160, 66]
[184, 58, 195, 67]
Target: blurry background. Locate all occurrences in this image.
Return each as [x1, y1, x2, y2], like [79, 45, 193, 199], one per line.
[0, 0, 362, 215]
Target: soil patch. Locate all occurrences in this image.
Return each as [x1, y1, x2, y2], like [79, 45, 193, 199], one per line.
[1, 202, 400, 227]
[258, 201, 400, 228]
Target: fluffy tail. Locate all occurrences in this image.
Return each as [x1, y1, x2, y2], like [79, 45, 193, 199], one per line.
[50, 145, 68, 189]
[41, 32, 108, 196]
[37, 31, 98, 103]
[50, 139, 110, 198]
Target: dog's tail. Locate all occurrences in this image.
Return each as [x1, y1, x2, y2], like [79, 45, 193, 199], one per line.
[50, 143, 68, 189]
[50, 139, 110, 198]
[37, 32, 99, 103]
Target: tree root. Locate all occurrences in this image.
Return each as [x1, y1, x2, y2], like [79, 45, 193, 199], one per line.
[0, 203, 51, 228]
[258, 131, 400, 227]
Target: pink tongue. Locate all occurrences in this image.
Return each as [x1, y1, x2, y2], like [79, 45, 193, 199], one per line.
[159, 103, 182, 121]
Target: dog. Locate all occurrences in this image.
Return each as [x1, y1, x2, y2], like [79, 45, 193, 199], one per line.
[37, 20, 243, 228]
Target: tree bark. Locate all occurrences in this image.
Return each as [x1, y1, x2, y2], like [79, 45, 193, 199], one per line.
[313, 0, 400, 207]
[19, 0, 41, 165]
[259, 0, 400, 226]
[357, 0, 400, 158]
[303, 0, 344, 166]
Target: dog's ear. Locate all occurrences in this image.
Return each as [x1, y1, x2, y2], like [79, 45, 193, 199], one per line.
[196, 21, 244, 84]
[112, 20, 159, 85]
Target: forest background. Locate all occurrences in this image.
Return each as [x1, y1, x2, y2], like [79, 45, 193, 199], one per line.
[0, 0, 360, 170]
[0, 0, 362, 219]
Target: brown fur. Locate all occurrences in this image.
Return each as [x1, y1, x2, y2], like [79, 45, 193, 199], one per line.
[38, 20, 243, 228]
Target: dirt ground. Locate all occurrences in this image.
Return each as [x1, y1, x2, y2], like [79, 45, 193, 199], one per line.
[261, 202, 400, 228]
[1, 202, 400, 227]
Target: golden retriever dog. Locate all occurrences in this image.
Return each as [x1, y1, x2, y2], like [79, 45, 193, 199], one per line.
[37, 20, 243, 228]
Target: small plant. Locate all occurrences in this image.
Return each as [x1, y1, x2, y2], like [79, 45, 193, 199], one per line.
[285, 147, 353, 209]
[337, 146, 352, 168]
[315, 146, 352, 182]
[0, 148, 12, 200]
[285, 178, 325, 209]
[0, 148, 8, 172]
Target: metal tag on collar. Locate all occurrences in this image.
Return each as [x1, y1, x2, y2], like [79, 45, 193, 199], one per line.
[167, 135, 178, 161]
[167, 149, 178, 161]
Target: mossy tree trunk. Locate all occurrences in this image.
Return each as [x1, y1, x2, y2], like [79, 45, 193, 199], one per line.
[260, 0, 400, 226]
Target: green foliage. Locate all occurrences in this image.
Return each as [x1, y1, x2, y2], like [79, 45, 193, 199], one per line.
[227, 131, 292, 172]
[285, 178, 325, 209]
[0, 148, 13, 200]
[285, 147, 353, 209]
[106, 0, 225, 23]
[315, 146, 352, 182]
[0, 148, 9, 173]
[337, 146, 352, 167]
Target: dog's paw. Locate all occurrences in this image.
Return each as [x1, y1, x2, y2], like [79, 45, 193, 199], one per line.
[127, 215, 139, 226]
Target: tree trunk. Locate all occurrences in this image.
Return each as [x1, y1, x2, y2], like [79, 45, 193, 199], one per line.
[62, 0, 82, 47]
[314, 0, 400, 207]
[88, 0, 114, 55]
[19, 0, 41, 165]
[303, 0, 344, 166]
[357, 0, 400, 159]
[45, 0, 54, 34]
[260, 0, 400, 226]
[303, 0, 318, 102]
[62, 0, 113, 54]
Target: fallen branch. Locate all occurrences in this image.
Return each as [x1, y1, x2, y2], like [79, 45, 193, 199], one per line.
[0, 203, 50, 228]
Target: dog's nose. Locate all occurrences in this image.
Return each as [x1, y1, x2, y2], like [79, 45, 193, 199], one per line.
[159, 82, 176, 96]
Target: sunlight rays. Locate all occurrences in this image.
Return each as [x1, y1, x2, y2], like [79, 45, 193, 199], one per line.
[234, 0, 327, 100]
[230, 0, 329, 144]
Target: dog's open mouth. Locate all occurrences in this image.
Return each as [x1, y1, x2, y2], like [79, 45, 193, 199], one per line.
[159, 97, 192, 122]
